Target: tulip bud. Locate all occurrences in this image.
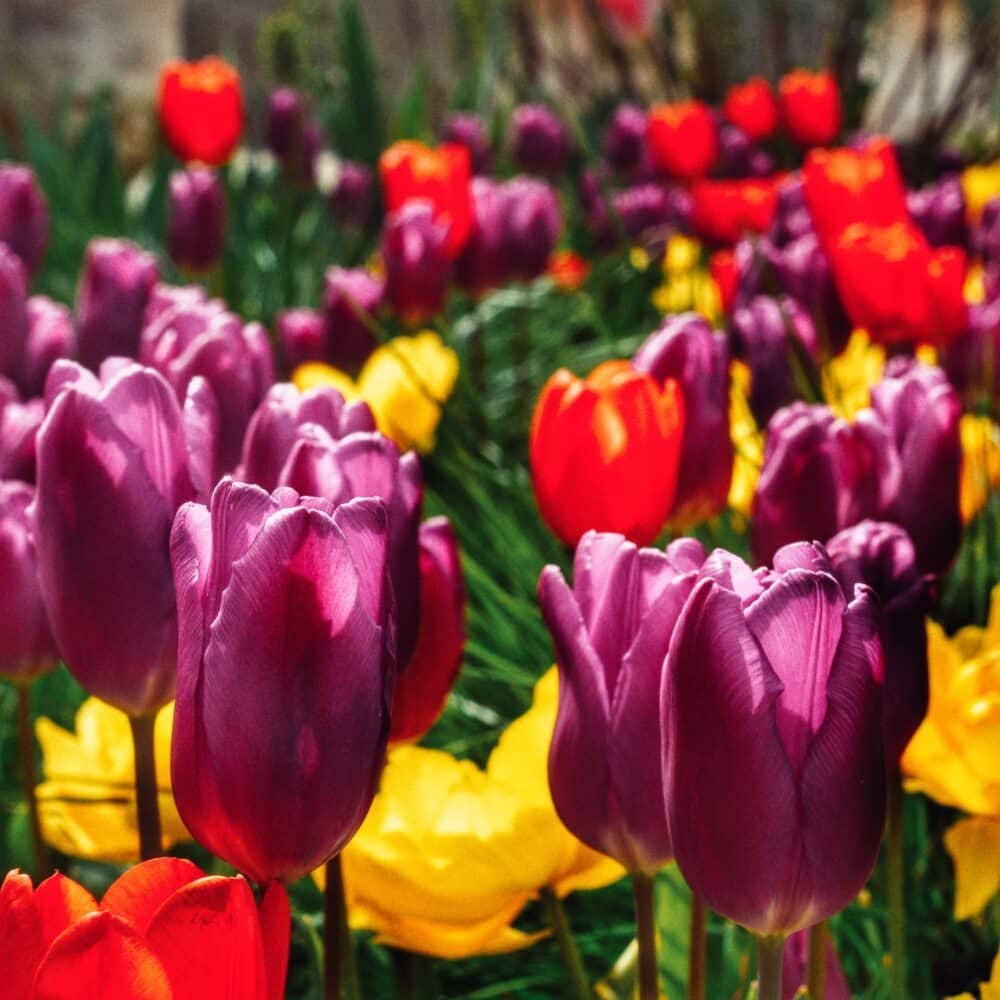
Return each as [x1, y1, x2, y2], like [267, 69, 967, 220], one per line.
[769, 174, 815, 246]
[510, 104, 571, 176]
[442, 113, 492, 175]
[579, 169, 617, 250]
[170, 479, 394, 882]
[0, 241, 28, 383]
[265, 87, 304, 163]
[541, 531, 706, 873]
[0, 482, 58, 680]
[322, 267, 384, 371]
[76, 238, 159, 371]
[0, 389, 43, 482]
[612, 183, 672, 241]
[0, 164, 49, 275]
[382, 202, 452, 325]
[717, 123, 754, 178]
[530, 361, 684, 547]
[34, 361, 194, 715]
[502, 176, 562, 282]
[455, 178, 510, 297]
[167, 167, 225, 273]
[390, 517, 466, 743]
[647, 100, 718, 181]
[633, 313, 732, 526]
[782, 927, 851, 1000]
[22, 296, 76, 399]
[329, 161, 374, 229]
[276, 307, 326, 371]
[723, 78, 779, 142]
[604, 103, 648, 174]
[664, 541, 885, 935]
[779, 69, 842, 147]
[907, 175, 967, 248]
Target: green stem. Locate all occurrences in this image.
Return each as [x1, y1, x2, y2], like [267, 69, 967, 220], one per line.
[541, 886, 593, 1000]
[325, 854, 360, 1000]
[887, 779, 907, 1000]
[807, 922, 826, 1000]
[686, 895, 707, 1000]
[128, 713, 162, 861]
[756, 935, 785, 1000]
[632, 873, 659, 1000]
[15, 682, 49, 878]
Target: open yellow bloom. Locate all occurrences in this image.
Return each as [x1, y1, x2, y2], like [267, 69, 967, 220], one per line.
[35, 699, 188, 861]
[294, 330, 459, 453]
[962, 159, 1000, 225]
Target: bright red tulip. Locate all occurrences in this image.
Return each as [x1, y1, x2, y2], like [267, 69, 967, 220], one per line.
[157, 57, 244, 166]
[647, 101, 718, 181]
[779, 69, 842, 147]
[723, 77, 780, 141]
[709, 248, 738, 315]
[530, 360, 684, 547]
[690, 178, 780, 245]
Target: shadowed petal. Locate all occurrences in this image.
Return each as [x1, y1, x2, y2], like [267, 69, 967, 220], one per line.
[101, 858, 205, 936]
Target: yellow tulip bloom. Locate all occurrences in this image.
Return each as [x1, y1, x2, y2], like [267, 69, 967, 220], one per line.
[960, 415, 1000, 524]
[962, 159, 1000, 226]
[820, 329, 885, 421]
[727, 360, 763, 519]
[35, 699, 189, 862]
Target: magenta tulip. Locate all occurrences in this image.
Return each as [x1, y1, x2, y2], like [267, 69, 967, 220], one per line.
[322, 267, 383, 372]
[455, 178, 509, 297]
[276, 307, 326, 371]
[510, 104, 571, 176]
[442, 113, 492, 175]
[502, 177, 562, 282]
[22, 296, 76, 398]
[168, 167, 225, 273]
[0, 387, 43, 483]
[0, 241, 28, 383]
[381, 202, 451, 325]
[0, 163, 49, 275]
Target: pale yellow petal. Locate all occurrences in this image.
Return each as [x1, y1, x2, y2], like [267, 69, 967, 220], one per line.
[944, 816, 1000, 920]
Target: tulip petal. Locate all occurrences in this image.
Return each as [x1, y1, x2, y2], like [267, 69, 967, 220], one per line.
[33, 873, 98, 949]
[0, 871, 45, 1000]
[332, 498, 391, 632]
[101, 858, 205, 936]
[258, 883, 291, 1000]
[184, 376, 221, 502]
[944, 816, 1000, 921]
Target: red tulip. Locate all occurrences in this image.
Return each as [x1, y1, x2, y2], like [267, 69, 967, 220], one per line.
[723, 78, 780, 141]
[690, 178, 780, 245]
[530, 360, 684, 547]
[779, 69, 842, 147]
[157, 57, 244, 166]
[647, 101, 718, 181]
[710, 249, 738, 314]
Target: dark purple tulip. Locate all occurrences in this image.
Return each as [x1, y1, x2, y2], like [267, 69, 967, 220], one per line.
[239, 382, 375, 491]
[579, 169, 617, 250]
[540, 531, 707, 874]
[748, 149, 777, 177]
[0, 388, 43, 483]
[442, 113, 492, 175]
[323, 267, 384, 371]
[0, 482, 58, 681]
[168, 167, 225, 272]
[455, 178, 509, 297]
[751, 402, 901, 568]
[612, 183, 672, 241]
[502, 177, 562, 282]
[299, 121, 322, 186]
[906, 175, 967, 248]
[870, 358, 962, 574]
[604, 103, 647, 174]
[76, 238, 159, 370]
[0, 164, 49, 275]
[329, 161, 374, 229]
[382, 202, 451, 325]
[265, 87, 304, 162]
[0, 242, 28, 383]
[782, 927, 851, 1000]
[943, 296, 1000, 401]
[664, 541, 885, 935]
[976, 197, 1000, 265]
[769, 174, 814, 247]
[509, 104, 571, 176]
[33, 361, 194, 715]
[633, 314, 733, 526]
[21, 296, 76, 399]
[717, 123, 754, 178]
[277, 308, 326, 371]
[828, 520, 934, 766]
[170, 478, 393, 883]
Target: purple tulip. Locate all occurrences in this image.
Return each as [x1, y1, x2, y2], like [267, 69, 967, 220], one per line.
[76, 238, 159, 370]
[751, 402, 901, 568]
[664, 541, 885, 935]
[870, 358, 962, 574]
[612, 183, 672, 241]
[322, 267, 384, 371]
[442, 113, 492, 175]
[455, 178, 509, 297]
[906, 175, 967, 248]
[782, 927, 851, 1000]
[502, 177, 562, 282]
[633, 314, 733, 526]
[579, 169, 617, 250]
[717, 123, 754, 178]
[0, 164, 49, 275]
[509, 104, 571, 176]
[170, 478, 393, 883]
[604, 104, 647, 175]
[943, 295, 1000, 401]
[0, 482, 57, 681]
[0, 383, 43, 483]
[33, 361, 194, 715]
[276, 308, 326, 371]
[144, 281, 208, 328]
[21, 296, 76, 399]
[0, 242, 28, 384]
[769, 174, 814, 247]
[976, 197, 1000, 266]
[539, 531, 707, 874]
[265, 87, 304, 163]
[329, 161, 374, 229]
[382, 202, 451, 325]
[168, 167, 225, 272]
[828, 520, 934, 766]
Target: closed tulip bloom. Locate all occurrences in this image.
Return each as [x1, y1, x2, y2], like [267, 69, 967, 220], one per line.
[770, 174, 815, 246]
[157, 56, 244, 166]
[779, 69, 842, 147]
[264, 87, 304, 162]
[540, 532, 706, 873]
[690, 178, 779, 246]
[0, 164, 49, 275]
[709, 249, 738, 315]
[976, 197, 1000, 266]
[724, 78, 780, 142]
[0, 242, 28, 382]
[322, 267, 383, 371]
[510, 104, 571, 176]
[0, 389, 43, 482]
[665, 541, 885, 935]
[908, 175, 967, 248]
[21, 296, 76, 399]
[633, 314, 732, 527]
[502, 176, 562, 282]
[604, 103, 648, 174]
[171, 479, 394, 883]
[382, 202, 452, 325]
[34, 361, 193, 715]
[531, 361, 684, 547]
[647, 100, 718, 181]
[329, 161, 374, 229]
[276, 307, 326, 371]
[612, 183, 672, 241]
[167, 167, 225, 272]
[390, 517, 466, 743]
[442, 113, 492, 175]
[716, 123, 755, 178]
[456, 178, 510, 297]
[75, 238, 159, 371]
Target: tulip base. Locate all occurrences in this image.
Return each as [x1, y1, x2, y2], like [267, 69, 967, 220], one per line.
[807, 921, 826, 1000]
[541, 886, 593, 1000]
[756, 935, 785, 1000]
[128, 713, 162, 861]
[15, 681, 49, 878]
[687, 895, 707, 1000]
[632, 873, 659, 1000]
[324, 854, 360, 1000]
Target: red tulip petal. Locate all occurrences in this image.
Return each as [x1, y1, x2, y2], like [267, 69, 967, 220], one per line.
[0, 871, 45, 1000]
[101, 858, 205, 935]
[33, 872, 98, 950]
[258, 883, 291, 1000]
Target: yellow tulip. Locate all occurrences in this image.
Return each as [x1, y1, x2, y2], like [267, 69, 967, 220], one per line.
[962, 159, 1000, 226]
[960, 415, 1000, 524]
[949, 948, 1000, 1000]
[820, 329, 885, 421]
[35, 699, 189, 862]
[727, 360, 763, 519]
[293, 330, 459, 454]
[663, 235, 703, 275]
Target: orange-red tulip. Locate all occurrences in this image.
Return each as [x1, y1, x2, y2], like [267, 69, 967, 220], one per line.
[779, 69, 842, 147]
[709, 248, 738, 315]
[647, 101, 718, 181]
[689, 178, 780, 246]
[530, 361, 684, 547]
[157, 57, 244, 166]
[723, 77, 780, 141]
[548, 249, 590, 292]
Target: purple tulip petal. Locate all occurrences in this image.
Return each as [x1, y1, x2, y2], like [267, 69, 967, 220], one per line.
[184, 376, 221, 503]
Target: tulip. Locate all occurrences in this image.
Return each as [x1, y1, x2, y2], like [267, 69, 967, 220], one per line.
[456, 178, 510, 297]
[390, 518, 466, 743]
[382, 202, 452, 325]
[604, 103, 648, 174]
[548, 250, 590, 292]
[908, 175, 967, 248]
[770, 174, 815, 246]
[647, 100, 718, 181]
[502, 176, 563, 283]
[167, 167, 225, 273]
[724, 77, 780, 142]
[664, 541, 885, 946]
[716, 123, 755, 178]
[0, 241, 28, 383]
[689, 178, 779, 246]
[612, 183, 672, 242]
[0, 163, 49, 275]
[579, 168, 617, 251]
[157, 56, 244, 166]
[710, 249, 738, 315]
[509, 104, 571, 176]
[442, 112, 492, 175]
[0, 859, 289, 999]
[379, 140, 473, 258]
[264, 87, 304, 163]
[782, 926, 851, 1000]
[276, 307, 325, 371]
[143, 281, 208, 328]
[976, 196, 1000, 266]
[962, 159, 1000, 225]
[171, 480, 394, 884]
[779, 69, 842, 147]
[322, 266, 383, 371]
[75, 238, 159, 371]
[329, 160, 374, 229]
[633, 313, 732, 526]
[21, 296, 75, 399]
[0, 388, 43, 483]
[530, 361, 684, 547]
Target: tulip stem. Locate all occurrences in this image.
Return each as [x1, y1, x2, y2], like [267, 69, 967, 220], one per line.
[15, 682, 49, 878]
[632, 873, 659, 1000]
[325, 854, 360, 1000]
[807, 921, 826, 1000]
[687, 895, 707, 1000]
[129, 713, 162, 861]
[541, 886, 593, 1000]
[887, 779, 907, 1000]
[756, 935, 785, 1000]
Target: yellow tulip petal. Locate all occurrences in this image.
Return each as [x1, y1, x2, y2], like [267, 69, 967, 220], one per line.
[944, 816, 1000, 920]
[960, 416, 1000, 524]
[821, 329, 885, 421]
[961, 159, 1000, 225]
[727, 360, 762, 518]
[291, 362, 360, 399]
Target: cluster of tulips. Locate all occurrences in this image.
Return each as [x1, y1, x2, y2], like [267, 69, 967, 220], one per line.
[0, 42, 999, 1000]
